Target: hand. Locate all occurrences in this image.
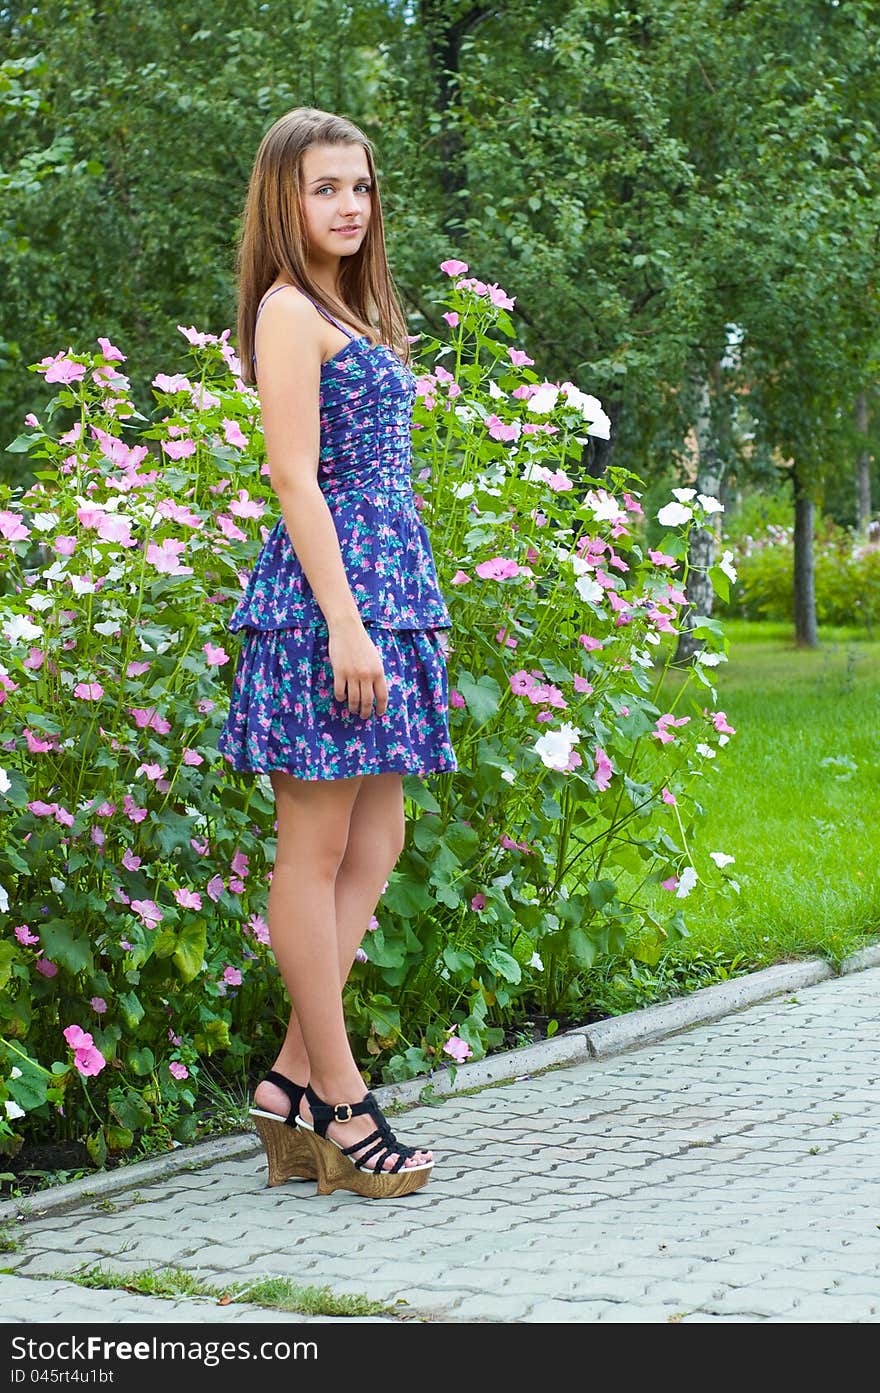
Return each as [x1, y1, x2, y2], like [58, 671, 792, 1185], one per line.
[327, 618, 389, 719]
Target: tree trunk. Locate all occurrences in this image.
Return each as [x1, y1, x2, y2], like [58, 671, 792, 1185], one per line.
[793, 467, 818, 648]
[420, 3, 491, 245]
[855, 390, 872, 535]
[675, 370, 723, 662]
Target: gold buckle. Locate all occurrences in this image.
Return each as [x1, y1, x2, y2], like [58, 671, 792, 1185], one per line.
[333, 1104, 353, 1123]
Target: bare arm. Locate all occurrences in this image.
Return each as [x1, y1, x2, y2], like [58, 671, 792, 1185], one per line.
[255, 291, 361, 629]
[254, 290, 388, 718]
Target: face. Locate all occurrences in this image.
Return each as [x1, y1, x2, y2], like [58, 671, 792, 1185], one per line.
[299, 141, 372, 274]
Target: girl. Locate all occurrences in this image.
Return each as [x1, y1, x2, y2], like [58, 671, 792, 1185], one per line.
[217, 108, 457, 1200]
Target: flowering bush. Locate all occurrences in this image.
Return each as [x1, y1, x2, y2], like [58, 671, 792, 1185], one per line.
[0, 266, 736, 1162]
[717, 518, 880, 632]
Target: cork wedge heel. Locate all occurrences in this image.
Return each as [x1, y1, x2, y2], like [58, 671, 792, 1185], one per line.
[249, 1069, 316, 1186]
[301, 1084, 434, 1199]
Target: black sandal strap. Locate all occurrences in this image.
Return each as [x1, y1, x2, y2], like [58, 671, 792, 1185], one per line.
[264, 1070, 306, 1127]
[305, 1085, 429, 1168]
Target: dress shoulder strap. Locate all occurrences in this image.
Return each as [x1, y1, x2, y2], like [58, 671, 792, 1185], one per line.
[252, 284, 357, 366]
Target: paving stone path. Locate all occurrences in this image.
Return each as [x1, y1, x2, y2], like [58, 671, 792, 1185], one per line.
[2, 966, 879, 1324]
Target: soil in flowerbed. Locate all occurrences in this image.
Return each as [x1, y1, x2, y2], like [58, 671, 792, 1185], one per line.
[1, 1138, 98, 1200]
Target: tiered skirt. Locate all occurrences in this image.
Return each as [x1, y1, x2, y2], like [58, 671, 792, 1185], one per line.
[217, 621, 458, 781]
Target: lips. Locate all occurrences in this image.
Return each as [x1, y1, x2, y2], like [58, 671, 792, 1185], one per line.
[333, 226, 361, 232]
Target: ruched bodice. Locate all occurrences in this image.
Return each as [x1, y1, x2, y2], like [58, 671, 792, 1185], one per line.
[227, 326, 452, 632]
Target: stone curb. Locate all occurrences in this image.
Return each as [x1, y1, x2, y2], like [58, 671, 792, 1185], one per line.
[3, 947, 878, 1223]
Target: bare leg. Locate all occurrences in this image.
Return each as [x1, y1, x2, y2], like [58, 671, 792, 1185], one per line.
[254, 770, 429, 1169]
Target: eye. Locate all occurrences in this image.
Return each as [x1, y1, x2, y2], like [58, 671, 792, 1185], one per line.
[315, 183, 372, 195]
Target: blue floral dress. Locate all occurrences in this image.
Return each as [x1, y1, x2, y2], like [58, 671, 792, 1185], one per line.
[217, 285, 458, 782]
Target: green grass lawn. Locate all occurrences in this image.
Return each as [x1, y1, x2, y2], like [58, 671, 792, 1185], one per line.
[653, 620, 880, 965]
[582, 620, 879, 1017]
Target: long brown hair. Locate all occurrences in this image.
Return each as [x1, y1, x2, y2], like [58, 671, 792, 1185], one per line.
[236, 107, 411, 385]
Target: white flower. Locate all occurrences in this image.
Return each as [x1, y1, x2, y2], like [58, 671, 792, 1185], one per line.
[534, 724, 581, 771]
[529, 951, 544, 971]
[93, 619, 122, 636]
[695, 742, 716, 759]
[69, 575, 96, 596]
[710, 851, 736, 868]
[584, 489, 626, 523]
[695, 650, 725, 667]
[501, 770, 516, 784]
[657, 501, 693, 528]
[718, 733, 730, 746]
[585, 408, 612, 440]
[41, 561, 69, 582]
[526, 384, 560, 414]
[454, 404, 477, 424]
[631, 648, 654, 668]
[451, 481, 475, 499]
[4, 1100, 25, 1121]
[488, 380, 506, 399]
[26, 593, 54, 613]
[0, 882, 8, 914]
[672, 488, 697, 502]
[49, 876, 66, 893]
[719, 549, 738, 582]
[0, 766, 10, 794]
[32, 512, 60, 532]
[697, 494, 724, 514]
[2, 613, 43, 644]
[576, 575, 605, 606]
[676, 866, 699, 898]
[10, 1067, 21, 1079]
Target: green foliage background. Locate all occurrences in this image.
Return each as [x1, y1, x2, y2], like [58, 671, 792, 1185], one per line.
[2, 0, 879, 520]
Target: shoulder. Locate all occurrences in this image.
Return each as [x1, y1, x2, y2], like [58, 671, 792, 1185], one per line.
[254, 284, 324, 377]
[256, 283, 319, 335]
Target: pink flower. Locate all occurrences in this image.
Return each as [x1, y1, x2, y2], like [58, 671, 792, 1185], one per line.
[661, 876, 679, 892]
[97, 336, 126, 362]
[122, 849, 141, 871]
[162, 438, 197, 460]
[131, 898, 163, 930]
[35, 957, 58, 977]
[661, 788, 677, 806]
[450, 689, 466, 707]
[90, 997, 108, 1014]
[247, 913, 270, 946]
[14, 925, 40, 946]
[711, 711, 737, 735]
[175, 888, 202, 910]
[475, 556, 520, 581]
[231, 850, 249, 877]
[450, 570, 470, 585]
[594, 747, 614, 792]
[442, 311, 460, 327]
[147, 538, 193, 574]
[648, 549, 678, 568]
[182, 749, 203, 766]
[0, 511, 30, 541]
[509, 347, 535, 367]
[222, 418, 248, 448]
[440, 258, 469, 276]
[471, 893, 487, 911]
[222, 966, 242, 987]
[443, 1035, 473, 1064]
[203, 642, 229, 667]
[73, 679, 104, 702]
[39, 353, 87, 385]
[169, 1061, 189, 1081]
[579, 634, 603, 652]
[63, 1024, 106, 1077]
[206, 874, 225, 901]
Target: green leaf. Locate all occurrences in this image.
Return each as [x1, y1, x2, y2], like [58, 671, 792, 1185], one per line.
[116, 990, 145, 1030]
[486, 947, 521, 984]
[109, 1086, 152, 1131]
[454, 671, 502, 726]
[442, 946, 476, 975]
[126, 1046, 155, 1076]
[0, 942, 15, 991]
[173, 920, 207, 983]
[708, 566, 730, 603]
[38, 920, 94, 974]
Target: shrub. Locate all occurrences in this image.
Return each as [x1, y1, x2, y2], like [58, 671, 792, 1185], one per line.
[0, 269, 735, 1162]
